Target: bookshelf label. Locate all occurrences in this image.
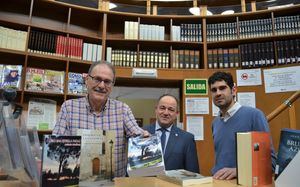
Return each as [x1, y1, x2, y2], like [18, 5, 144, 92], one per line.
[184, 79, 208, 95]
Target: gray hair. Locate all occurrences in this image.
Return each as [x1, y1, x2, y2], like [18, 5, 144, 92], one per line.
[88, 61, 116, 83]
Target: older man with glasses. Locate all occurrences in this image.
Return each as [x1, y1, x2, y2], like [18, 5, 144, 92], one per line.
[53, 61, 149, 177]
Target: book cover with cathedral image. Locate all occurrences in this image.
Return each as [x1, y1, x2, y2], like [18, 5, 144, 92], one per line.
[76, 129, 115, 182]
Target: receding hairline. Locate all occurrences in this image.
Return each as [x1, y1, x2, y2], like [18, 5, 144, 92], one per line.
[88, 61, 116, 82]
[157, 94, 179, 110]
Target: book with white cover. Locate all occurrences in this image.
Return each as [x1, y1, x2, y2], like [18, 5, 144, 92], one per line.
[157, 169, 212, 186]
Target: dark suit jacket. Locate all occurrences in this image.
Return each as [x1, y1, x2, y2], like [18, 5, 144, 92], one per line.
[143, 124, 199, 173]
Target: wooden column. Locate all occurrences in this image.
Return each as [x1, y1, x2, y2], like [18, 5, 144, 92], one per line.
[146, 0, 151, 15]
[251, 1, 256, 12]
[241, 0, 246, 12]
[193, 0, 197, 7]
[200, 5, 207, 16]
[98, 0, 103, 10]
[153, 5, 157, 15]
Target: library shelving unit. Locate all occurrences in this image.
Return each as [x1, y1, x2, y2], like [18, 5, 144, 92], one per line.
[0, 0, 299, 175]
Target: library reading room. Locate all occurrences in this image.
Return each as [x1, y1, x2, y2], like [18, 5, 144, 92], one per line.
[0, 0, 299, 186]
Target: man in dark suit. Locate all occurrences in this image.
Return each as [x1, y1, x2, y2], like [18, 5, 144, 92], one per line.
[143, 94, 199, 173]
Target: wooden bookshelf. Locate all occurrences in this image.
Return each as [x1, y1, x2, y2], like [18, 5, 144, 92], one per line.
[0, 0, 299, 175]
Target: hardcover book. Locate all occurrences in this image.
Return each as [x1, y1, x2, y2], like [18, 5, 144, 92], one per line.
[236, 131, 272, 187]
[41, 135, 81, 187]
[275, 128, 300, 179]
[157, 169, 212, 186]
[76, 129, 115, 182]
[127, 135, 165, 177]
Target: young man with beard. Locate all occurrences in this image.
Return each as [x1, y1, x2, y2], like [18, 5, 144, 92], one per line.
[208, 71, 276, 180]
[53, 61, 149, 177]
[143, 94, 199, 173]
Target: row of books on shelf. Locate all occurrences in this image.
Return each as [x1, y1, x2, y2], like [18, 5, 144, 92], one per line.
[172, 50, 200, 69]
[124, 21, 165, 41]
[111, 50, 137, 67]
[276, 39, 300, 65]
[171, 24, 202, 42]
[139, 51, 169, 69]
[139, 24, 165, 41]
[274, 15, 300, 35]
[111, 50, 169, 69]
[206, 22, 237, 42]
[0, 26, 27, 51]
[207, 48, 239, 69]
[123, 15, 299, 42]
[240, 42, 275, 68]
[239, 18, 273, 39]
[29, 30, 112, 61]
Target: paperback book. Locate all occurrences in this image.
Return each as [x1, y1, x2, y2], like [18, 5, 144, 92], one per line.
[44, 70, 64, 93]
[157, 169, 212, 186]
[127, 135, 165, 177]
[76, 129, 115, 182]
[27, 98, 57, 130]
[1, 65, 22, 89]
[275, 128, 300, 179]
[68, 72, 86, 95]
[41, 135, 81, 187]
[25, 68, 45, 91]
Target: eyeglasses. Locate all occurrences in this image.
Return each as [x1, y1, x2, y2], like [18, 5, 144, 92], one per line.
[88, 74, 114, 87]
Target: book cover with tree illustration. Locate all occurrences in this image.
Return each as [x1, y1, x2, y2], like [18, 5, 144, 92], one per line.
[127, 135, 165, 177]
[41, 135, 81, 187]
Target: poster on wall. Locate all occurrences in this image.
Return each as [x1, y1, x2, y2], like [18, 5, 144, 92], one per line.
[237, 92, 256, 108]
[236, 68, 262, 86]
[263, 66, 300, 93]
[186, 116, 204, 141]
[185, 97, 209, 114]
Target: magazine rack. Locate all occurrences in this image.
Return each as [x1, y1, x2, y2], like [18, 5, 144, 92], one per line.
[275, 151, 300, 187]
[0, 95, 39, 187]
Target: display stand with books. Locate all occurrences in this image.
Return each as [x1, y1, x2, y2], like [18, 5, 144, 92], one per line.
[0, 89, 39, 187]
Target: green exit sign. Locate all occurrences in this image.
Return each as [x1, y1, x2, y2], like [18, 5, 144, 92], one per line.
[184, 79, 208, 95]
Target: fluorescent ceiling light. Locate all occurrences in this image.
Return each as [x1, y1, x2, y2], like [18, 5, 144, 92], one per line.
[221, 10, 235, 15]
[266, 0, 277, 2]
[189, 7, 200, 15]
[268, 3, 294, 10]
[109, 3, 117, 9]
[189, 7, 213, 16]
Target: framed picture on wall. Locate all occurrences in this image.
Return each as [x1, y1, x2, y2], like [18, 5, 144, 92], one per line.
[135, 118, 143, 127]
